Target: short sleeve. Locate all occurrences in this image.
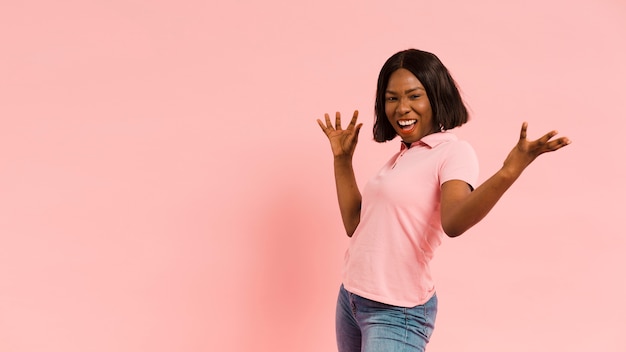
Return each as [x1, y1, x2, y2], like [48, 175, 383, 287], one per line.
[439, 140, 479, 190]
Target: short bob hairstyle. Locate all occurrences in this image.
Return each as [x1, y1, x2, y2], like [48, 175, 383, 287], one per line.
[373, 49, 469, 142]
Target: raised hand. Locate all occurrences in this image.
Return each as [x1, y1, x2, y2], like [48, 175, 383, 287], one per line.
[317, 110, 363, 159]
[502, 122, 571, 176]
[440, 122, 571, 237]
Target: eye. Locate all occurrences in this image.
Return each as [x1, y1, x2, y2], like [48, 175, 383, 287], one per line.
[410, 94, 421, 99]
[386, 96, 397, 102]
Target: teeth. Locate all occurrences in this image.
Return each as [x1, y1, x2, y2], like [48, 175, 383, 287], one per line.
[398, 120, 416, 126]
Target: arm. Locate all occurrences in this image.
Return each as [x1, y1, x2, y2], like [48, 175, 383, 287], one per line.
[440, 122, 571, 237]
[333, 156, 361, 237]
[317, 111, 363, 237]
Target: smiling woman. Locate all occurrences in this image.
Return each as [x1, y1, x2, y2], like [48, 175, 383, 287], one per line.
[316, 48, 571, 352]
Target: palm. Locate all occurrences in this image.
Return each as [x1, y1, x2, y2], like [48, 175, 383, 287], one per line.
[317, 111, 363, 158]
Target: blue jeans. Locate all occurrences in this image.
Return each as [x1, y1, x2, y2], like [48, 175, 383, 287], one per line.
[336, 284, 438, 352]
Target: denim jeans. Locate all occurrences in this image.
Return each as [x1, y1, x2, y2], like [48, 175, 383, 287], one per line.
[336, 284, 438, 352]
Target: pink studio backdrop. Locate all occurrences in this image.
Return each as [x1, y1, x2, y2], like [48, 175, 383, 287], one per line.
[1, 0, 624, 351]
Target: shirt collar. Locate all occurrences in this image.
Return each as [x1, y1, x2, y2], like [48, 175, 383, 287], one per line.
[400, 131, 458, 150]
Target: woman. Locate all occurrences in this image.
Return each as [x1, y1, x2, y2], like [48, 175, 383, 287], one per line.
[317, 49, 570, 352]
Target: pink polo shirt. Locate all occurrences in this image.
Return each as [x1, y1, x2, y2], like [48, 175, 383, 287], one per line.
[342, 131, 479, 307]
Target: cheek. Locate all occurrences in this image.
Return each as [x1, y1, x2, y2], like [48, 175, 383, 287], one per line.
[418, 101, 433, 118]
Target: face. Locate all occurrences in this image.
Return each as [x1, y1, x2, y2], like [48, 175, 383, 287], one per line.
[384, 68, 435, 144]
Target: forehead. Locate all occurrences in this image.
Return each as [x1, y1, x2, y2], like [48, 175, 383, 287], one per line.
[386, 68, 424, 91]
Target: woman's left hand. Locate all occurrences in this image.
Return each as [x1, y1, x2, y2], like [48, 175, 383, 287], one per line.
[441, 122, 571, 237]
[502, 122, 571, 177]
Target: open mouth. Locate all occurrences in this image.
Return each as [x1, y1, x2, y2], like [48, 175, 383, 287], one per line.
[398, 120, 417, 131]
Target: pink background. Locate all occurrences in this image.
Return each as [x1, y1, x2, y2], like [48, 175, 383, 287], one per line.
[1, 0, 625, 351]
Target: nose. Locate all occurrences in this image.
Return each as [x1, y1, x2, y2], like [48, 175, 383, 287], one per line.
[396, 97, 410, 115]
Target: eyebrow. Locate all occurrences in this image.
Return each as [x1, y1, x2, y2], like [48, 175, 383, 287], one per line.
[385, 87, 425, 95]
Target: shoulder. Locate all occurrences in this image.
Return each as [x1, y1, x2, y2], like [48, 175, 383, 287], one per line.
[434, 134, 479, 171]
[424, 132, 476, 156]
[444, 139, 476, 155]
[435, 135, 480, 186]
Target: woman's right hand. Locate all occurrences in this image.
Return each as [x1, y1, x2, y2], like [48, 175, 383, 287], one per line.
[317, 110, 363, 159]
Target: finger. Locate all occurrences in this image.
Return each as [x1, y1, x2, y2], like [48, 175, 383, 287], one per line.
[335, 112, 342, 130]
[347, 110, 359, 129]
[543, 137, 572, 152]
[353, 123, 363, 142]
[519, 122, 528, 141]
[324, 113, 334, 130]
[537, 130, 559, 145]
[317, 118, 328, 133]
